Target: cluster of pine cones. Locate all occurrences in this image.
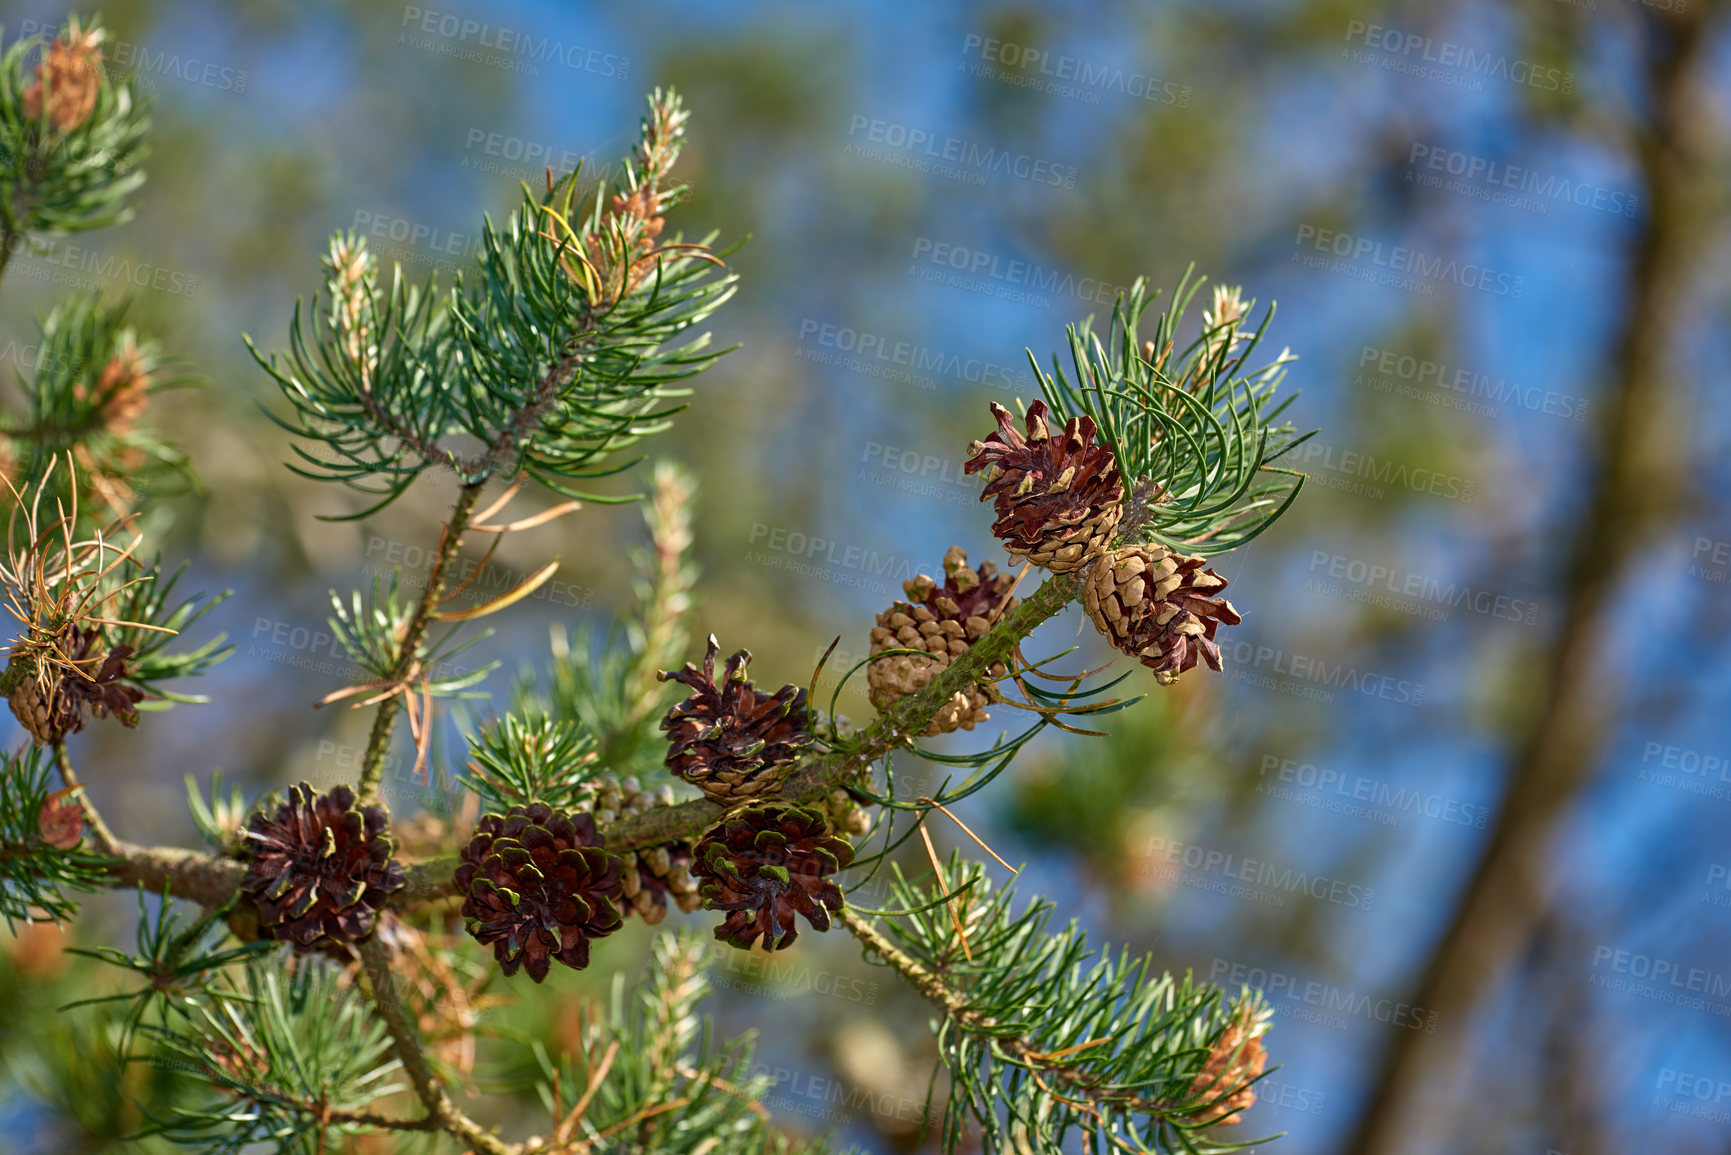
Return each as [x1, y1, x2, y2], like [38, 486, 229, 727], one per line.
[964, 399, 1241, 688]
[657, 636, 856, 952]
[229, 633, 858, 977]
[864, 399, 1242, 737]
[225, 394, 1240, 979]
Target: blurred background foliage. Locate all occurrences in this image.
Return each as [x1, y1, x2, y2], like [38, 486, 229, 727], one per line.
[0, 1, 1727, 1153]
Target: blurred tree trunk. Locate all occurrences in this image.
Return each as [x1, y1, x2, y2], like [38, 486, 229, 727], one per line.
[1343, 6, 1721, 1154]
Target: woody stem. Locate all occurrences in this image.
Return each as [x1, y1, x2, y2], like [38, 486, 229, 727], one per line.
[357, 934, 513, 1154]
[53, 740, 116, 854]
[354, 480, 485, 808]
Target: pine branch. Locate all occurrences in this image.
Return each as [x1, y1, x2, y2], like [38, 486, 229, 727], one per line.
[357, 933, 511, 1155]
[139, 951, 413, 1152]
[354, 479, 485, 806]
[96, 837, 457, 908]
[0, 742, 108, 924]
[1034, 274, 1309, 556]
[252, 89, 735, 517]
[0, 292, 200, 521]
[35, 568, 1082, 923]
[838, 859, 1275, 1154]
[599, 569, 1084, 854]
[0, 16, 150, 284]
[51, 739, 114, 852]
[524, 931, 847, 1155]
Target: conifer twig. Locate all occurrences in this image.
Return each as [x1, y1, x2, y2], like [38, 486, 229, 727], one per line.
[357, 933, 511, 1155]
[837, 907, 1208, 1124]
[354, 481, 484, 806]
[51, 741, 115, 854]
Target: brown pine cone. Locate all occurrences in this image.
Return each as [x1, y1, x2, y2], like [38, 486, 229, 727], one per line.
[7, 628, 144, 745]
[659, 636, 813, 804]
[239, 783, 405, 951]
[964, 400, 1124, 574]
[1082, 544, 1241, 685]
[867, 546, 1018, 736]
[454, 804, 622, 981]
[8, 679, 59, 747]
[691, 803, 853, 951]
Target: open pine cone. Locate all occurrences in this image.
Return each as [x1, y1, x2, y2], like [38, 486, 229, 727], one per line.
[964, 400, 1124, 574]
[7, 628, 143, 746]
[239, 783, 405, 951]
[659, 635, 813, 804]
[454, 804, 623, 981]
[691, 803, 853, 951]
[1082, 544, 1241, 684]
[867, 546, 1019, 735]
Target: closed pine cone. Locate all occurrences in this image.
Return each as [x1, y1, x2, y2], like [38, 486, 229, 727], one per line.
[1082, 544, 1241, 685]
